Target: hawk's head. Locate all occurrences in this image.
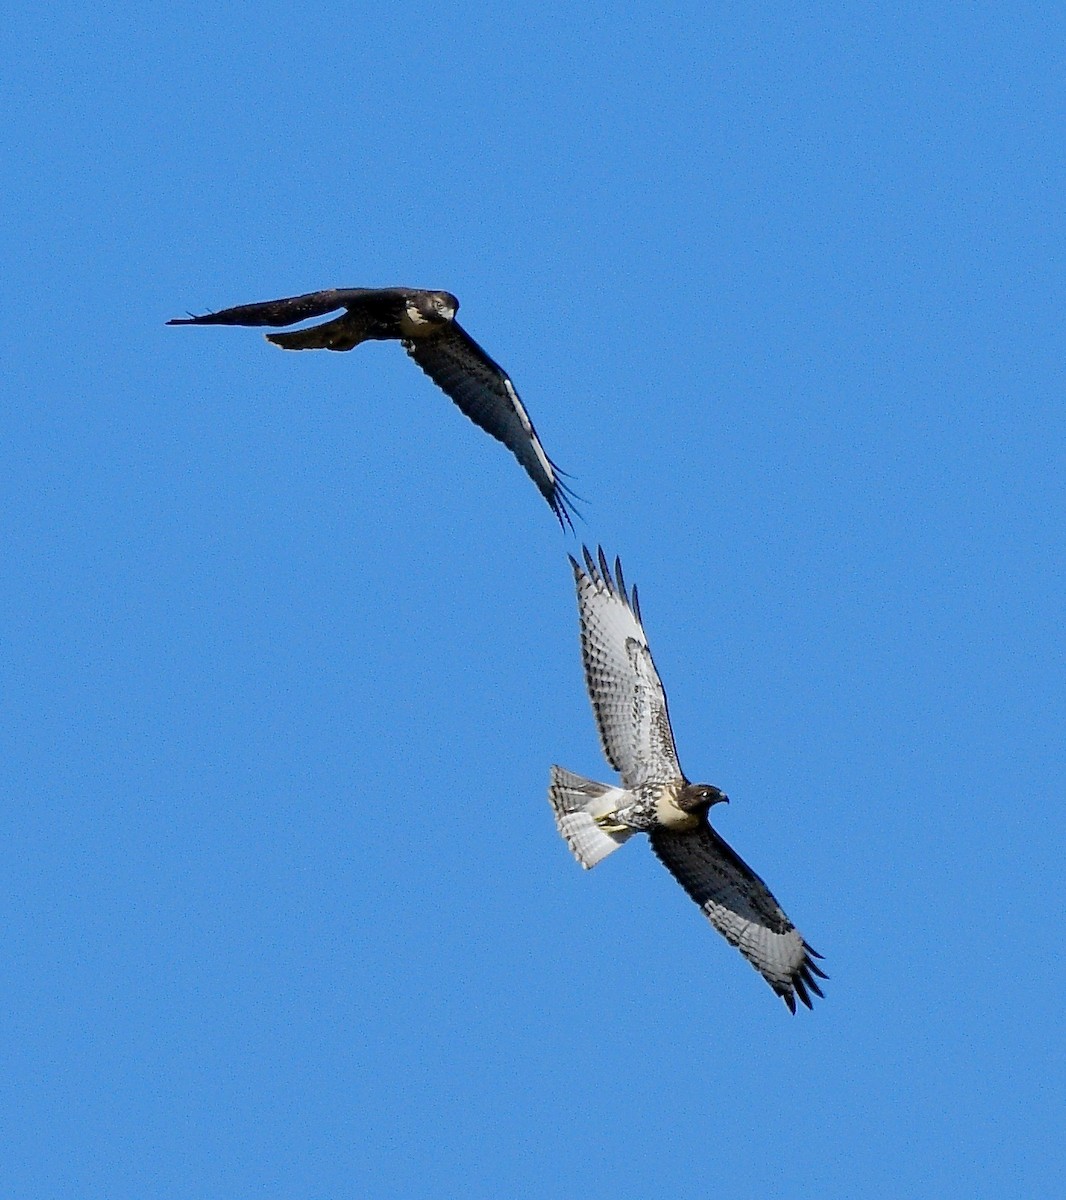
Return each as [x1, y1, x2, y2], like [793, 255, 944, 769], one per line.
[679, 783, 730, 814]
[405, 290, 459, 330]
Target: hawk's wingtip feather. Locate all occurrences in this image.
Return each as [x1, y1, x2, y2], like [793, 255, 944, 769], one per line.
[597, 545, 611, 590]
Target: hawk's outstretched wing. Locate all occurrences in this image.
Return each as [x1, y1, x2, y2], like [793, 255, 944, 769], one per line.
[650, 824, 826, 1011]
[167, 289, 378, 328]
[571, 547, 681, 788]
[168, 286, 576, 528]
[404, 324, 576, 529]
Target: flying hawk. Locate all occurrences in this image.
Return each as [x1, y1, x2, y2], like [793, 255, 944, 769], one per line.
[168, 287, 576, 527]
[549, 547, 826, 1011]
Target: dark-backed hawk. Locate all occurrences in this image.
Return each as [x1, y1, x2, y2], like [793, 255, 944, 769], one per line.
[549, 547, 826, 1011]
[169, 287, 576, 527]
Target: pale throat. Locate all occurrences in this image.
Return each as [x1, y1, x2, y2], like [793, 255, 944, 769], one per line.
[653, 781, 701, 830]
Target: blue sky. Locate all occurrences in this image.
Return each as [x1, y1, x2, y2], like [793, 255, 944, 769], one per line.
[3, 4, 1064, 1196]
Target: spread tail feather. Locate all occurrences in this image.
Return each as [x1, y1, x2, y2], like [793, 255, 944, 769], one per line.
[548, 766, 635, 869]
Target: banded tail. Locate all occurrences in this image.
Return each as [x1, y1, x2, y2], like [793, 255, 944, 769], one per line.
[548, 766, 636, 869]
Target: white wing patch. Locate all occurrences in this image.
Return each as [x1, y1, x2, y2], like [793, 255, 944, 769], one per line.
[573, 549, 682, 788]
[504, 377, 555, 484]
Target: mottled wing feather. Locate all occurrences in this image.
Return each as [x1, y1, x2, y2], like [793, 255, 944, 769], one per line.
[167, 289, 381, 328]
[571, 548, 682, 788]
[650, 824, 826, 1011]
[403, 323, 575, 528]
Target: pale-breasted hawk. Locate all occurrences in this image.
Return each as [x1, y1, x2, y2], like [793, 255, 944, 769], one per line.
[549, 547, 825, 1011]
[169, 287, 576, 527]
